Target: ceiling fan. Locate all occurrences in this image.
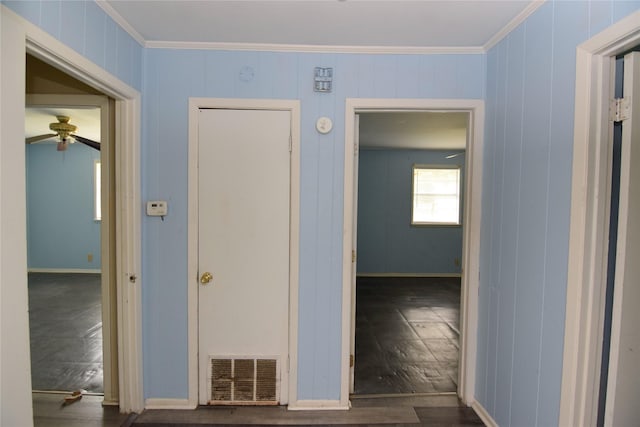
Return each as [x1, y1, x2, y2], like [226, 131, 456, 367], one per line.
[25, 115, 100, 151]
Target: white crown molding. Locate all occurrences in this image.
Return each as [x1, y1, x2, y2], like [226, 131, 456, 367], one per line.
[483, 0, 547, 51]
[145, 40, 485, 55]
[93, 1, 544, 55]
[95, 0, 146, 47]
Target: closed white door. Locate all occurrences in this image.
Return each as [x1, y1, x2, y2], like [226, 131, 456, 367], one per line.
[197, 108, 291, 405]
[605, 51, 640, 426]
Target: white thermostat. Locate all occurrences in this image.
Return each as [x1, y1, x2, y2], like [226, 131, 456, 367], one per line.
[146, 200, 168, 216]
[316, 117, 333, 134]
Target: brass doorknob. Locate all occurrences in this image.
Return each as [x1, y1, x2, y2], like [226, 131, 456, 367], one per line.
[200, 272, 213, 284]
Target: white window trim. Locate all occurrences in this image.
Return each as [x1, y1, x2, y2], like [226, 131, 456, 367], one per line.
[411, 164, 462, 226]
[94, 159, 102, 221]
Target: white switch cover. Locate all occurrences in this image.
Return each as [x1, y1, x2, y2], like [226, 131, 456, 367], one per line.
[146, 200, 168, 216]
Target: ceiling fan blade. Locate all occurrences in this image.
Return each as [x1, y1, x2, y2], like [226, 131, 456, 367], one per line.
[26, 133, 57, 144]
[71, 134, 100, 151]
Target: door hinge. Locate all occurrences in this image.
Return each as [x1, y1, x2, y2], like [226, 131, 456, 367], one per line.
[287, 356, 290, 373]
[354, 143, 359, 155]
[350, 354, 354, 367]
[352, 250, 356, 263]
[289, 132, 293, 153]
[610, 97, 631, 122]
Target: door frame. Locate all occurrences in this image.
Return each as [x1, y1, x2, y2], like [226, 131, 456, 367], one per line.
[0, 6, 143, 414]
[187, 98, 301, 408]
[342, 98, 485, 407]
[559, 10, 640, 427]
[25, 93, 118, 403]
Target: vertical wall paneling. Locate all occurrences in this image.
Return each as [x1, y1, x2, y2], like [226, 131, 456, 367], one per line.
[2, 0, 143, 92]
[84, 1, 106, 69]
[143, 49, 485, 401]
[511, 5, 552, 425]
[479, 1, 640, 426]
[60, 0, 85, 55]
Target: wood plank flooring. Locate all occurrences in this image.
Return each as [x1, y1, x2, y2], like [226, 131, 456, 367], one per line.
[354, 277, 460, 395]
[32, 393, 484, 426]
[131, 395, 483, 426]
[28, 273, 104, 393]
[32, 393, 132, 427]
[30, 275, 483, 426]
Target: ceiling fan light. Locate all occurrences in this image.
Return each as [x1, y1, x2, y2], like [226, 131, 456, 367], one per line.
[49, 116, 77, 140]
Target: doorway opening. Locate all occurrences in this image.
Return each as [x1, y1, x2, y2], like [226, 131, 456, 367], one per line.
[352, 112, 467, 396]
[342, 98, 484, 407]
[25, 55, 118, 403]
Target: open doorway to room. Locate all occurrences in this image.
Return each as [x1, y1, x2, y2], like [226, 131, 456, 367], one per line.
[342, 99, 483, 407]
[352, 111, 467, 396]
[24, 54, 118, 403]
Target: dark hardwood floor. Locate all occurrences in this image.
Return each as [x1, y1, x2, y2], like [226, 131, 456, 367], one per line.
[131, 394, 483, 426]
[30, 275, 483, 426]
[28, 272, 104, 393]
[354, 276, 461, 395]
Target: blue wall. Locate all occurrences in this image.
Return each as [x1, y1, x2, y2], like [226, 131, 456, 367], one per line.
[26, 143, 101, 269]
[142, 49, 484, 399]
[3, 0, 143, 91]
[477, 1, 640, 426]
[357, 149, 463, 274]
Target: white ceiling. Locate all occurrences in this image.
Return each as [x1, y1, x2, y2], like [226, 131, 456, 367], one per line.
[25, 107, 101, 143]
[103, 0, 539, 50]
[359, 112, 467, 150]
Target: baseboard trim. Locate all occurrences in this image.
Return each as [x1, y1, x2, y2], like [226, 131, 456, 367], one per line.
[288, 400, 349, 411]
[102, 399, 119, 407]
[28, 268, 101, 274]
[144, 398, 196, 410]
[356, 273, 462, 278]
[472, 401, 498, 427]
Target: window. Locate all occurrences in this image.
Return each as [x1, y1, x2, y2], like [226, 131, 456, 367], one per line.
[411, 165, 461, 225]
[94, 160, 101, 221]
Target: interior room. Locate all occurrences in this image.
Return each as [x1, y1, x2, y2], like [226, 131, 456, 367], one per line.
[24, 54, 120, 408]
[353, 112, 467, 396]
[26, 105, 103, 395]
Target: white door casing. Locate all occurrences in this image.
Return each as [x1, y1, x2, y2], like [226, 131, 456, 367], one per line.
[603, 51, 640, 427]
[560, 11, 640, 426]
[0, 6, 142, 418]
[349, 114, 359, 394]
[188, 98, 300, 409]
[342, 98, 484, 408]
